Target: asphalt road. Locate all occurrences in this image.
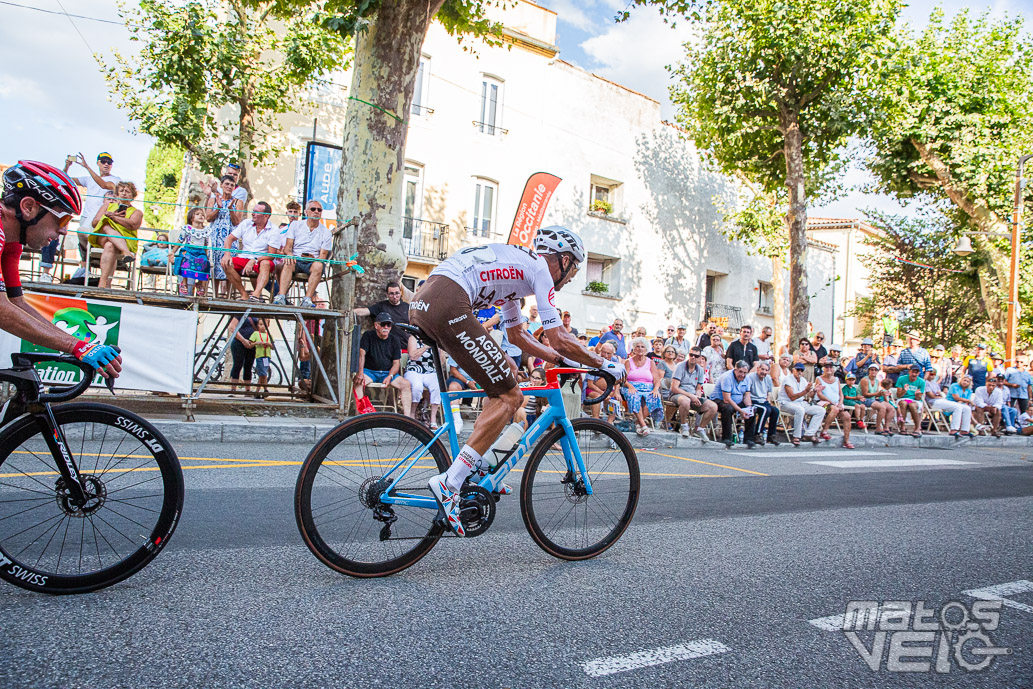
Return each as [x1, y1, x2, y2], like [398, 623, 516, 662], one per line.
[2, 442, 1031, 688]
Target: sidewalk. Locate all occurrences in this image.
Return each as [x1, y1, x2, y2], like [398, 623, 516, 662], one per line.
[145, 413, 1033, 449]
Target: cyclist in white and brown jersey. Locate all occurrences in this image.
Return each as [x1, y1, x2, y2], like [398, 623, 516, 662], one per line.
[409, 226, 621, 536]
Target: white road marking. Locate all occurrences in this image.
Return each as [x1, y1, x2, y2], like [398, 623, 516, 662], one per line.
[732, 450, 893, 458]
[963, 580, 1033, 615]
[582, 639, 731, 677]
[808, 614, 845, 631]
[806, 459, 978, 468]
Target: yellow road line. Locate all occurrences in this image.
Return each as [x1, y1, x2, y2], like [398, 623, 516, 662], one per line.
[638, 449, 768, 476]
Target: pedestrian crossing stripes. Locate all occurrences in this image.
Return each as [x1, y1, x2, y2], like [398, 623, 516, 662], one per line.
[581, 639, 731, 677]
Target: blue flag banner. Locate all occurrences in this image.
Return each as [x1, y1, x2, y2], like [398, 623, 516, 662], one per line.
[304, 142, 342, 226]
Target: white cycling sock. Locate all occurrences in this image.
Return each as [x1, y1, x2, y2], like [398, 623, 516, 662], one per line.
[451, 401, 464, 434]
[444, 444, 481, 491]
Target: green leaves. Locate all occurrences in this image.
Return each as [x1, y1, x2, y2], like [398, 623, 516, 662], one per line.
[866, 9, 1033, 222]
[854, 210, 989, 348]
[671, 0, 901, 195]
[102, 0, 352, 178]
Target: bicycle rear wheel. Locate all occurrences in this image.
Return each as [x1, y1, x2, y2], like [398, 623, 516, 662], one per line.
[0, 403, 184, 594]
[520, 418, 639, 560]
[295, 413, 450, 577]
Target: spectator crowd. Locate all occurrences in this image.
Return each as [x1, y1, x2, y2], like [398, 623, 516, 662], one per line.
[36, 154, 332, 309]
[350, 286, 1033, 449]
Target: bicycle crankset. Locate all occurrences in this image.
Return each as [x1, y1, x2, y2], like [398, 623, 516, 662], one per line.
[458, 484, 495, 538]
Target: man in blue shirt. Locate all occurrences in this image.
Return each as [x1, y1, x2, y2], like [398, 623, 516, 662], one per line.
[1005, 356, 1032, 414]
[896, 329, 932, 375]
[598, 318, 627, 358]
[709, 360, 757, 449]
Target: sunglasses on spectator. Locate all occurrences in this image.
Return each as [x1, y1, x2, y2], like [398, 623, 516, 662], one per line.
[307, 206, 323, 212]
[815, 336, 824, 341]
[40, 204, 73, 229]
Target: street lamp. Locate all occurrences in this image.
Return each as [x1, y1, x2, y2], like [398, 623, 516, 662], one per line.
[952, 235, 974, 256]
[952, 153, 1032, 364]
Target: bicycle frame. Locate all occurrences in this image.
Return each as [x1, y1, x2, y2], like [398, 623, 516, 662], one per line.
[378, 368, 594, 510]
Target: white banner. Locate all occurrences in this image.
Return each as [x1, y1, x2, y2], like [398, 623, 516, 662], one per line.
[0, 292, 197, 395]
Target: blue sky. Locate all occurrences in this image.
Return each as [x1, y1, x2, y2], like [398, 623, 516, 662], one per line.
[1, 0, 1030, 221]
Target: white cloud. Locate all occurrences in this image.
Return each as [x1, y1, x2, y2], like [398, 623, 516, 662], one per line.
[579, 10, 698, 119]
[0, 75, 50, 108]
[545, 0, 599, 32]
[0, 0, 151, 186]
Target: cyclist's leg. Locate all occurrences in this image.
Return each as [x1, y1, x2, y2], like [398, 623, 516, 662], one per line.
[410, 277, 521, 531]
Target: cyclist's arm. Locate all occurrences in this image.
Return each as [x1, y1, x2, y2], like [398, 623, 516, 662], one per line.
[536, 326, 605, 369]
[0, 293, 78, 353]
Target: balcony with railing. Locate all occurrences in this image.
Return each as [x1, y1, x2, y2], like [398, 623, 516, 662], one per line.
[401, 217, 449, 263]
[704, 301, 745, 332]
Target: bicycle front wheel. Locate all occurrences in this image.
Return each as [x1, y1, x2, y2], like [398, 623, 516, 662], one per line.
[0, 403, 184, 594]
[520, 418, 639, 560]
[295, 413, 450, 577]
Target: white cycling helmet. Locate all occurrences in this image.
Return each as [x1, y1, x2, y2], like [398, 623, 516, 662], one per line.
[535, 226, 585, 264]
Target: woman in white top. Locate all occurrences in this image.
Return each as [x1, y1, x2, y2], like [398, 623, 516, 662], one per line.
[779, 363, 825, 445]
[702, 333, 726, 383]
[815, 361, 854, 448]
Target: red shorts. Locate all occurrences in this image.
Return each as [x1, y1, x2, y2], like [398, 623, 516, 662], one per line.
[232, 256, 272, 273]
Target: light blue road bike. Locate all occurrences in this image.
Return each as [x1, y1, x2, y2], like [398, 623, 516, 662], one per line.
[295, 324, 640, 577]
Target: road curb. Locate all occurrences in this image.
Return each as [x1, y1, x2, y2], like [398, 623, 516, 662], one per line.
[148, 417, 1033, 450]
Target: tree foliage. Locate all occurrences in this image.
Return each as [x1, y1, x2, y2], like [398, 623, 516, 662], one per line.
[142, 143, 185, 230]
[671, 0, 898, 195]
[864, 9, 1033, 333]
[852, 211, 988, 348]
[317, 0, 505, 44]
[101, 0, 351, 192]
[671, 0, 900, 345]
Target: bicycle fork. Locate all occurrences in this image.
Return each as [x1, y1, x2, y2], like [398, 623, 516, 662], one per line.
[32, 406, 88, 507]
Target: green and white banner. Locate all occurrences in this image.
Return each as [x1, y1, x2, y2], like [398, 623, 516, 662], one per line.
[0, 292, 197, 395]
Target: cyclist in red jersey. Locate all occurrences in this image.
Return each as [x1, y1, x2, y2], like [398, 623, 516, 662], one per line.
[0, 161, 121, 377]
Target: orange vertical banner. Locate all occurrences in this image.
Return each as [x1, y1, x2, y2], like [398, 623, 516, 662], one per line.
[507, 172, 561, 248]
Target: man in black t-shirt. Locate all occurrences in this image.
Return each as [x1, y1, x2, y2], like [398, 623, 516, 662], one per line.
[354, 281, 411, 351]
[353, 314, 412, 415]
[725, 324, 759, 370]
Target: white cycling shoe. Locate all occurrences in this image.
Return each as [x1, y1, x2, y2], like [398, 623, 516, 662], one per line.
[428, 473, 465, 537]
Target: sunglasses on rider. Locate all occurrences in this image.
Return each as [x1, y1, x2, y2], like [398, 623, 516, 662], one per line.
[41, 204, 73, 229]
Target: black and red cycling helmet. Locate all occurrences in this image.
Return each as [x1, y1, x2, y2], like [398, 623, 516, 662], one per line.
[2, 160, 82, 243]
[3, 160, 82, 216]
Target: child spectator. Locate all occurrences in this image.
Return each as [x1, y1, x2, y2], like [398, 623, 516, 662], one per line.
[249, 319, 274, 397]
[140, 233, 170, 267]
[174, 208, 212, 297]
[296, 323, 312, 393]
[841, 372, 865, 429]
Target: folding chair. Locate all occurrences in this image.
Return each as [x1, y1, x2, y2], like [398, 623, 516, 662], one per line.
[87, 245, 136, 289]
[926, 406, 950, 433]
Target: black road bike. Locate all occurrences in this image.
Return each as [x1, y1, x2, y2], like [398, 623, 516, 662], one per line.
[0, 353, 184, 594]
